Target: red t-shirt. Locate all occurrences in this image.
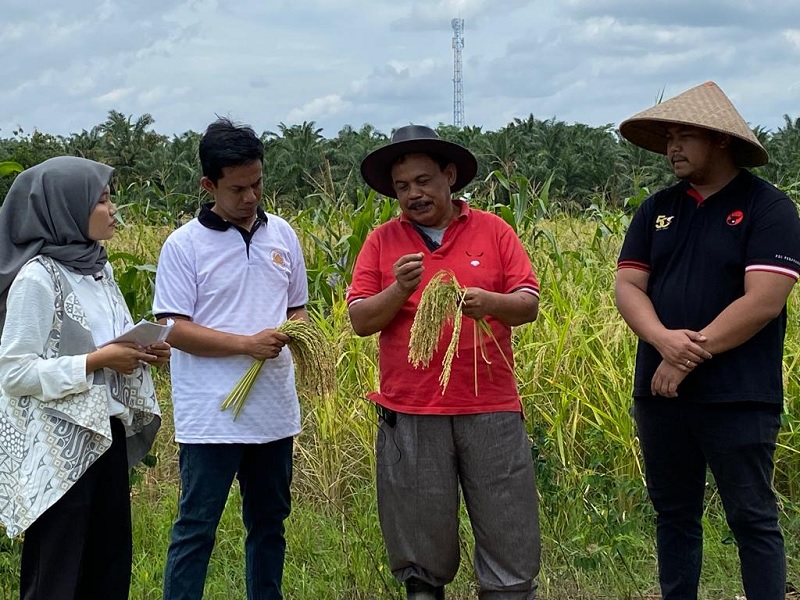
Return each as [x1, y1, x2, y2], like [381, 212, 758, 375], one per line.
[347, 200, 539, 414]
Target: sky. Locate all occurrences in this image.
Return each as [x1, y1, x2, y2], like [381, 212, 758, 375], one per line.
[2, 0, 799, 139]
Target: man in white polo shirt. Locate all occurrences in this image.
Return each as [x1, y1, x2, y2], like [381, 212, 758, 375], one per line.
[153, 117, 308, 600]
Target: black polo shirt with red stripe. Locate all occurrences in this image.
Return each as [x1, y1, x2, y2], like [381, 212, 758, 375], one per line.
[618, 169, 800, 403]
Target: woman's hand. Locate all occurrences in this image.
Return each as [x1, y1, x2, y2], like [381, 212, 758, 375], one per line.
[86, 342, 157, 375]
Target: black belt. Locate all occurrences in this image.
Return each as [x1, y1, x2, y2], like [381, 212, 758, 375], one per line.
[375, 404, 397, 427]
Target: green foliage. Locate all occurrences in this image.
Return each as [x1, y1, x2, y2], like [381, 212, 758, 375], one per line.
[3, 108, 796, 214]
[0, 114, 798, 594]
[13, 201, 785, 598]
[0, 161, 22, 177]
[297, 187, 395, 310]
[108, 251, 157, 321]
[485, 169, 553, 233]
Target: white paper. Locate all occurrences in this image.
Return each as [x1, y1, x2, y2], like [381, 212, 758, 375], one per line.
[100, 319, 174, 347]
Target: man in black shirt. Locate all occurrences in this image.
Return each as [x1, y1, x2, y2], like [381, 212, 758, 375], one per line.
[615, 81, 800, 600]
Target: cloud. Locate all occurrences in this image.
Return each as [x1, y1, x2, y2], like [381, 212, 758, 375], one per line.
[392, 0, 533, 31]
[94, 88, 135, 105]
[562, 0, 799, 29]
[785, 29, 800, 50]
[1, 0, 797, 139]
[286, 95, 352, 123]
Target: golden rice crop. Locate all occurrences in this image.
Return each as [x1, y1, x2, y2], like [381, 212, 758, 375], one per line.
[408, 269, 515, 394]
[408, 270, 465, 370]
[221, 319, 336, 419]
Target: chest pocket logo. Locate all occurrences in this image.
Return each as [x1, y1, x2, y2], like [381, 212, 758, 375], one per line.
[271, 250, 291, 273]
[726, 210, 744, 226]
[466, 250, 483, 267]
[655, 215, 674, 230]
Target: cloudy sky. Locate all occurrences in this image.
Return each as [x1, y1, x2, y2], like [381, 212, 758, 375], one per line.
[3, 0, 799, 139]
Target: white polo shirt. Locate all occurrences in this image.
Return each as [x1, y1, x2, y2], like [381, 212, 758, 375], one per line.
[153, 205, 308, 443]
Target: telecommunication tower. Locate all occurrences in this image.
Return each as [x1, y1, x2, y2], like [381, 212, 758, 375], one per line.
[451, 18, 465, 128]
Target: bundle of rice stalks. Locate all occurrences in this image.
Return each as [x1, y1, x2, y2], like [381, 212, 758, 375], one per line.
[408, 269, 511, 395]
[221, 319, 336, 419]
[408, 270, 465, 368]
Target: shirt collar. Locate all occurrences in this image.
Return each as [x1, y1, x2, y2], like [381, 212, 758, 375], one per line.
[198, 202, 269, 231]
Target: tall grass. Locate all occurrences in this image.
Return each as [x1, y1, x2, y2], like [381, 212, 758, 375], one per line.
[0, 192, 797, 599]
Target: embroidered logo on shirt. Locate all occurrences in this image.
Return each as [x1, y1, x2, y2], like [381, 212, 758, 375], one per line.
[272, 251, 288, 270]
[655, 215, 674, 230]
[726, 210, 744, 226]
[466, 250, 483, 267]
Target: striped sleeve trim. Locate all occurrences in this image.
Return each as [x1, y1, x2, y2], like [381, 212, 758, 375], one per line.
[745, 264, 800, 281]
[512, 286, 540, 298]
[617, 260, 651, 273]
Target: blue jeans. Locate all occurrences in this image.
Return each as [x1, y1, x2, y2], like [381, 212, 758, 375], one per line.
[162, 438, 294, 600]
[634, 399, 784, 600]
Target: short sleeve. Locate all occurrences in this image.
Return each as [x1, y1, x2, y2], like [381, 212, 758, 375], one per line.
[497, 223, 539, 297]
[745, 192, 800, 280]
[347, 231, 382, 305]
[617, 202, 653, 273]
[286, 228, 309, 308]
[153, 234, 197, 318]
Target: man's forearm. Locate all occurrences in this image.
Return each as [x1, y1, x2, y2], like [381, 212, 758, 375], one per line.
[615, 281, 667, 346]
[699, 272, 795, 355]
[699, 298, 781, 355]
[484, 291, 538, 326]
[287, 307, 309, 322]
[348, 283, 411, 336]
[159, 318, 248, 357]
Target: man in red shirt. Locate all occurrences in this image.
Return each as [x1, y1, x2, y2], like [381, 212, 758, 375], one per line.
[348, 125, 540, 600]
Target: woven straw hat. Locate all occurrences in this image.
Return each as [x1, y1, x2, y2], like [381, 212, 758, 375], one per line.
[619, 81, 768, 167]
[360, 124, 478, 198]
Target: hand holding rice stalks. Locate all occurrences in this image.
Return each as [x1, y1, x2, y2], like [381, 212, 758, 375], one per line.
[221, 319, 336, 419]
[408, 270, 465, 369]
[408, 270, 511, 394]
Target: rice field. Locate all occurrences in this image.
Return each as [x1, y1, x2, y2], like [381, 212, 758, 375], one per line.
[0, 195, 798, 599]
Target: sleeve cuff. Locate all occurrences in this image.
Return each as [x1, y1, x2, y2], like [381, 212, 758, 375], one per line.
[73, 355, 93, 392]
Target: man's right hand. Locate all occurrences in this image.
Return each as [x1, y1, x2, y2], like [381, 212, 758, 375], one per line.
[653, 329, 713, 371]
[246, 328, 290, 360]
[393, 253, 424, 295]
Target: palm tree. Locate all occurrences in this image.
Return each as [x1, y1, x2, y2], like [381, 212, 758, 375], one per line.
[264, 121, 325, 207]
[99, 111, 165, 188]
[65, 127, 103, 161]
[327, 124, 387, 205]
[762, 116, 800, 186]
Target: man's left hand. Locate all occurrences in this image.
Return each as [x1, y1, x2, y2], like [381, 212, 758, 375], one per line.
[144, 341, 172, 367]
[650, 359, 689, 397]
[462, 287, 494, 320]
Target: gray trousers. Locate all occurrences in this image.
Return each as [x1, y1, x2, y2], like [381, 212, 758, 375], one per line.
[376, 411, 540, 599]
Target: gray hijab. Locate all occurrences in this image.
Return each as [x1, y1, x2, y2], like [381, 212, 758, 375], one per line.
[0, 156, 114, 331]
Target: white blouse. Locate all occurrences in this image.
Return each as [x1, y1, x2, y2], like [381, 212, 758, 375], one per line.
[0, 260, 131, 420]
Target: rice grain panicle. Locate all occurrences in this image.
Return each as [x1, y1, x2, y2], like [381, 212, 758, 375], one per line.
[408, 269, 513, 395]
[221, 319, 336, 419]
[408, 270, 465, 369]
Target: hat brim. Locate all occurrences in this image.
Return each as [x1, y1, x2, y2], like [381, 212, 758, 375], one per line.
[360, 138, 478, 198]
[619, 117, 769, 168]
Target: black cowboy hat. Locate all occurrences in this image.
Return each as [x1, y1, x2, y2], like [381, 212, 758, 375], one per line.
[360, 124, 478, 198]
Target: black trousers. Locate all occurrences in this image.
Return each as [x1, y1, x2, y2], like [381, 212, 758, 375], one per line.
[20, 417, 132, 600]
[634, 398, 785, 600]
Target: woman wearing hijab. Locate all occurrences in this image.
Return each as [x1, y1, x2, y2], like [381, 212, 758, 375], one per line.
[0, 156, 166, 599]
